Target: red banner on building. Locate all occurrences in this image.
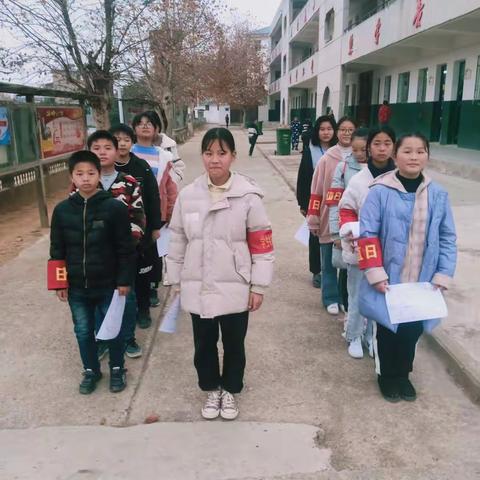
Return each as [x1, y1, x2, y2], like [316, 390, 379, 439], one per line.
[37, 107, 86, 159]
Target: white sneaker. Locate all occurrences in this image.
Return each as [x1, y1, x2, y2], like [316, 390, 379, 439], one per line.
[201, 389, 222, 419]
[326, 303, 339, 315]
[220, 390, 239, 420]
[363, 336, 374, 358]
[348, 337, 364, 359]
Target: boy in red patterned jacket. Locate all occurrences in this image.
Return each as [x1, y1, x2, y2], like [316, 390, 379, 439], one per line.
[87, 130, 146, 360]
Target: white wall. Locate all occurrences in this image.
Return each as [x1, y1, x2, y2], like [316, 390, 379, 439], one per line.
[194, 104, 230, 124]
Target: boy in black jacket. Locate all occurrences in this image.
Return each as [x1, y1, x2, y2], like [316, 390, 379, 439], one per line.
[49, 151, 135, 394]
[110, 124, 162, 327]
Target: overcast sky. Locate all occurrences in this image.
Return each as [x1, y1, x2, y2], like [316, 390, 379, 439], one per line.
[225, 0, 280, 28]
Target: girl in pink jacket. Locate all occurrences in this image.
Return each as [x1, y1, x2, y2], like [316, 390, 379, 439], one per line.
[167, 128, 274, 421]
[307, 117, 357, 315]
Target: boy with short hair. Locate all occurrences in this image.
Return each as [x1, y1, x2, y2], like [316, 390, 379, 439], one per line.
[49, 151, 135, 394]
[87, 130, 146, 358]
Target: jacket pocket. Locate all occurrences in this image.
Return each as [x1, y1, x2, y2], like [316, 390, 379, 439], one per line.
[233, 249, 251, 284]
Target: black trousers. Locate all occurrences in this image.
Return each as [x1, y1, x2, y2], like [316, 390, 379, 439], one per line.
[308, 233, 321, 275]
[338, 268, 348, 311]
[375, 322, 423, 378]
[136, 244, 162, 312]
[249, 135, 258, 156]
[191, 311, 249, 394]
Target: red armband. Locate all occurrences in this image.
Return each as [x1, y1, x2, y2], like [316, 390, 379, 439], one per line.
[324, 188, 344, 206]
[247, 230, 274, 254]
[339, 208, 358, 227]
[357, 237, 383, 270]
[307, 194, 322, 216]
[47, 260, 68, 290]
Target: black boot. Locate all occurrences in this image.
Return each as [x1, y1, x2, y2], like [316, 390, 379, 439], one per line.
[79, 369, 102, 395]
[397, 376, 417, 402]
[377, 375, 401, 403]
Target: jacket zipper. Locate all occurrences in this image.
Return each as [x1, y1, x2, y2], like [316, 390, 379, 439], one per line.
[83, 198, 88, 288]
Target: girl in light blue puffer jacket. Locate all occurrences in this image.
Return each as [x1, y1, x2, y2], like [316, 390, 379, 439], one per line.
[358, 133, 457, 403]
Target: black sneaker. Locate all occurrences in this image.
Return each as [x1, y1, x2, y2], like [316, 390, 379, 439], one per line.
[79, 369, 102, 395]
[150, 288, 161, 307]
[97, 341, 109, 360]
[125, 338, 142, 358]
[377, 376, 401, 403]
[398, 377, 417, 402]
[110, 367, 127, 393]
[137, 309, 152, 329]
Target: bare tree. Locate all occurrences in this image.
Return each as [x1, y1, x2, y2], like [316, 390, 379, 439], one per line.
[0, 0, 154, 128]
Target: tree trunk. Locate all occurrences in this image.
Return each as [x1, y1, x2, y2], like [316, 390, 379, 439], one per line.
[90, 96, 110, 129]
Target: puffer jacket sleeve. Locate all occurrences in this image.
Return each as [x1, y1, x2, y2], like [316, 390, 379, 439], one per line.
[359, 186, 388, 285]
[165, 171, 178, 223]
[125, 176, 146, 245]
[328, 161, 345, 239]
[246, 194, 274, 293]
[50, 205, 65, 261]
[165, 195, 187, 285]
[296, 147, 312, 211]
[432, 193, 457, 289]
[306, 156, 325, 234]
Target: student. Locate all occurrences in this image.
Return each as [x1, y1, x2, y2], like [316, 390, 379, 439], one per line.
[358, 133, 457, 402]
[86, 130, 146, 359]
[378, 100, 392, 127]
[144, 110, 185, 184]
[131, 111, 178, 325]
[166, 128, 274, 420]
[247, 120, 259, 157]
[331, 127, 396, 359]
[297, 115, 337, 288]
[49, 151, 135, 394]
[290, 116, 302, 151]
[110, 123, 163, 312]
[307, 117, 356, 315]
[225, 113, 230, 129]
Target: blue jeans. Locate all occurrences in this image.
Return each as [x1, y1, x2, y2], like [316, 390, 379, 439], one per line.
[346, 264, 372, 342]
[120, 288, 137, 343]
[319, 243, 340, 307]
[68, 287, 125, 372]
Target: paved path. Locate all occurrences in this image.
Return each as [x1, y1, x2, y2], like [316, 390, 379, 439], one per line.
[1, 127, 479, 479]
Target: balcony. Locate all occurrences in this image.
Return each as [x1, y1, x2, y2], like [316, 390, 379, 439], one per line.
[289, 53, 318, 87]
[269, 78, 281, 95]
[344, 0, 396, 32]
[290, 0, 320, 41]
[270, 41, 283, 63]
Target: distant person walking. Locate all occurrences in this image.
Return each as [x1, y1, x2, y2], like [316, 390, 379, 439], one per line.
[378, 100, 392, 127]
[225, 113, 230, 129]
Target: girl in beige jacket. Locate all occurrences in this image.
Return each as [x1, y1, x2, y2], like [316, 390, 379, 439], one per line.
[166, 128, 274, 421]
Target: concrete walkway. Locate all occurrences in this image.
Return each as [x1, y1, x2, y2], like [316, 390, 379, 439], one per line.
[1, 127, 479, 479]
[256, 137, 480, 404]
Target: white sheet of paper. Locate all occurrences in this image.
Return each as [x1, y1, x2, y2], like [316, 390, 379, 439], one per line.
[156, 225, 171, 257]
[294, 220, 310, 247]
[350, 221, 360, 239]
[96, 290, 126, 340]
[159, 294, 181, 334]
[385, 282, 448, 325]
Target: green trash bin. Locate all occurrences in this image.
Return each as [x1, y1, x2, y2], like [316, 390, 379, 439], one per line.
[276, 128, 291, 155]
[257, 121, 263, 135]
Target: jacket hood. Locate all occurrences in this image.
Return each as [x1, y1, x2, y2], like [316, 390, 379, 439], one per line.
[344, 153, 364, 170]
[69, 189, 112, 206]
[370, 169, 432, 193]
[196, 172, 264, 199]
[159, 133, 177, 149]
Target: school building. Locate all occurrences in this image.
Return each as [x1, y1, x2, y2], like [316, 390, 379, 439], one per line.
[267, 0, 480, 150]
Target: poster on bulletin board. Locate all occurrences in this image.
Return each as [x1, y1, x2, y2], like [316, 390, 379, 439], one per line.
[36, 106, 86, 159]
[0, 107, 10, 145]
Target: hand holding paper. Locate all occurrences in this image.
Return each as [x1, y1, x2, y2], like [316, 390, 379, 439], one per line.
[96, 290, 126, 340]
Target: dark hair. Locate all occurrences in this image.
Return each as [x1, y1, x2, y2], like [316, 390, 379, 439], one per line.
[395, 132, 430, 155]
[351, 127, 369, 142]
[366, 125, 396, 156]
[68, 150, 101, 174]
[132, 110, 162, 131]
[87, 130, 118, 150]
[336, 116, 357, 130]
[201, 128, 236, 154]
[310, 115, 338, 147]
[383, 100, 389, 105]
[110, 123, 135, 143]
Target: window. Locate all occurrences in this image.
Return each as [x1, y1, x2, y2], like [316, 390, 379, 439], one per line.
[345, 85, 350, 106]
[205, 104, 209, 111]
[384, 75, 392, 102]
[351, 84, 357, 106]
[373, 78, 381, 104]
[282, 55, 287, 75]
[475, 57, 480, 100]
[417, 68, 428, 103]
[397, 72, 410, 103]
[325, 9, 335, 43]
